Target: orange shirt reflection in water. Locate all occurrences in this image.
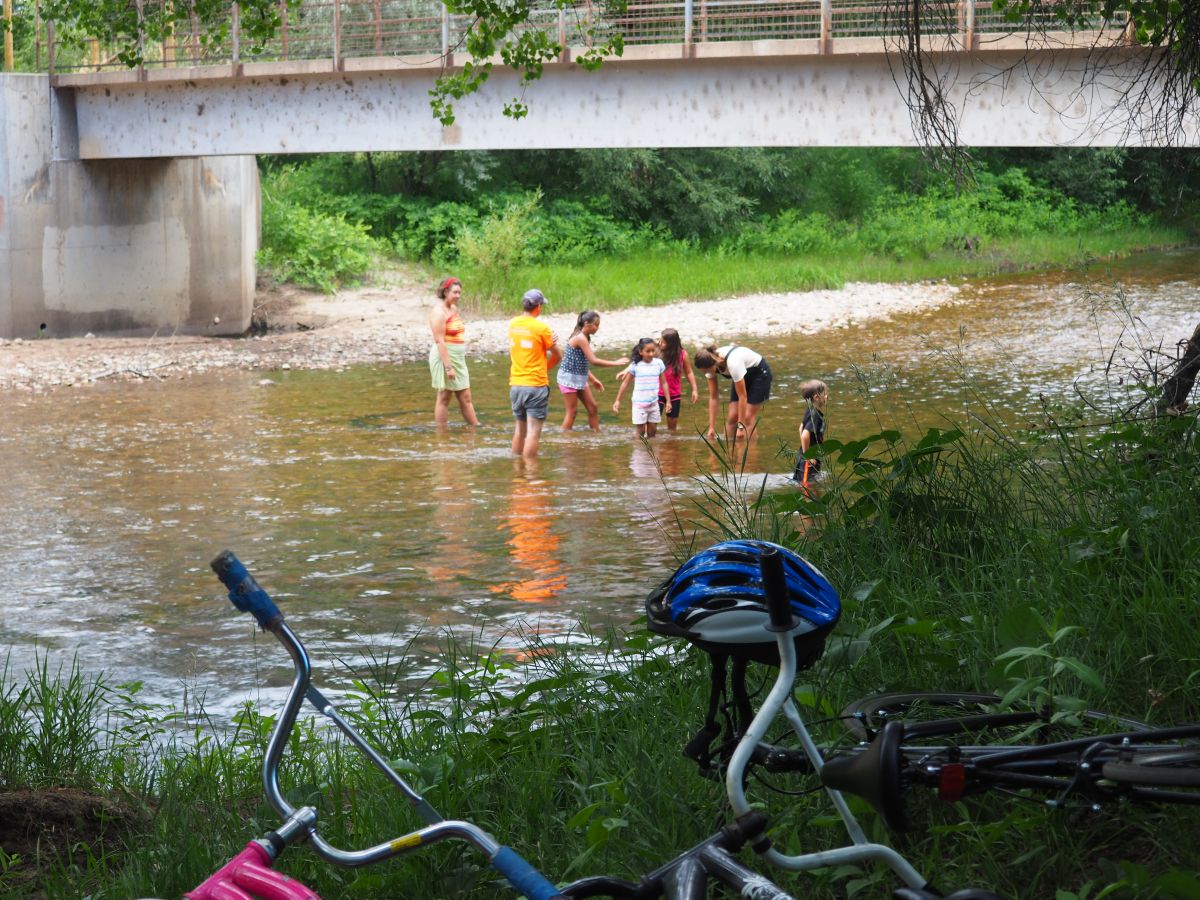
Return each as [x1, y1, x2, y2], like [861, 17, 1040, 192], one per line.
[490, 470, 567, 603]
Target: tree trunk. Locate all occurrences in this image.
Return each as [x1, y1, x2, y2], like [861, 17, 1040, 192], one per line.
[1159, 321, 1200, 414]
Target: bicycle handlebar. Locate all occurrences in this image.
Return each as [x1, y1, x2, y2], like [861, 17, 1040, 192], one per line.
[207, 549, 566, 899]
[492, 847, 565, 900]
[212, 550, 282, 630]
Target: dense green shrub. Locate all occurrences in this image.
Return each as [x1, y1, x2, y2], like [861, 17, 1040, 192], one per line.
[258, 186, 378, 293]
[257, 152, 1186, 296]
[454, 192, 542, 304]
[262, 169, 477, 264]
[391, 201, 482, 267]
[721, 210, 847, 256]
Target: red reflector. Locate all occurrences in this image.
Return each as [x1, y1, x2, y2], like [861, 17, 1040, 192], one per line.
[939, 763, 966, 802]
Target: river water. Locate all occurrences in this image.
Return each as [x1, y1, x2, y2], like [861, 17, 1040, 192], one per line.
[1, 251, 1196, 717]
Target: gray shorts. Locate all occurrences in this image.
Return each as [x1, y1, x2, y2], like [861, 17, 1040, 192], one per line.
[510, 385, 550, 420]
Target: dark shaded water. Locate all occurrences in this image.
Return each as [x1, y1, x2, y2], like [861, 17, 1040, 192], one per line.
[1, 251, 1196, 716]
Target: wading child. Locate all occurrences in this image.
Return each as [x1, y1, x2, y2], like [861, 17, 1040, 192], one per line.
[613, 338, 669, 438]
[792, 379, 828, 486]
[558, 311, 630, 432]
[657, 328, 699, 432]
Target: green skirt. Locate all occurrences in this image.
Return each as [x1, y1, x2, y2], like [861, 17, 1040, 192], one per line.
[430, 342, 470, 391]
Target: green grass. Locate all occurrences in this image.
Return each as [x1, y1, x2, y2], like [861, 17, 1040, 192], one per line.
[458, 224, 1189, 314]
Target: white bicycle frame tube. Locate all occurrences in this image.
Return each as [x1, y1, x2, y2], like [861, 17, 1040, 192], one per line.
[723, 622, 929, 890]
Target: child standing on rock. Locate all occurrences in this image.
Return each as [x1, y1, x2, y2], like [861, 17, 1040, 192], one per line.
[612, 338, 669, 439]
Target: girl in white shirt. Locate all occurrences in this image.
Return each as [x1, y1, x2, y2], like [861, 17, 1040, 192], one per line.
[612, 338, 669, 438]
[693, 343, 774, 444]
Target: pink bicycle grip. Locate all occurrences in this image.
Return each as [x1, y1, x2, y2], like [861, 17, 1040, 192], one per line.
[185, 842, 320, 900]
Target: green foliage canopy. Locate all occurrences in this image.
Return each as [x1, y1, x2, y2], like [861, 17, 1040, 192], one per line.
[39, 0, 291, 68]
[432, 0, 624, 124]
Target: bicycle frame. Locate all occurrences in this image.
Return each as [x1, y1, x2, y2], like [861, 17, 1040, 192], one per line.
[561, 815, 795, 900]
[718, 575, 933, 892]
[822, 702, 1200, 830]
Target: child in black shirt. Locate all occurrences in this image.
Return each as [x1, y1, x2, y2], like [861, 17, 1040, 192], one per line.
[792, 379, 828, 486]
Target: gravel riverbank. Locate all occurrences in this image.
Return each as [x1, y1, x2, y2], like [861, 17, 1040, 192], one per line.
[0, 280, 962, 393]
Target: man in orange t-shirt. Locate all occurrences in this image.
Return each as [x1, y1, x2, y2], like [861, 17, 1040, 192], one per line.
[508, 289, 562, 458]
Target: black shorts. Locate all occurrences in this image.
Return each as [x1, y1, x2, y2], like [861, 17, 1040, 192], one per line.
[729, 359, 772, 405]
[658, 395, 682, 419]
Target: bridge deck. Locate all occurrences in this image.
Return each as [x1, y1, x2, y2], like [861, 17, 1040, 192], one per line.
[40, 1, 1175, 156]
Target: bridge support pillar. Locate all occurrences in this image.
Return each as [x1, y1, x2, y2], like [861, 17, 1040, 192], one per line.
[1, 74, 258, 340]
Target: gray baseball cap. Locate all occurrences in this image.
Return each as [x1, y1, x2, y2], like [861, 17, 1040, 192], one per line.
[522, 289, 549, 311]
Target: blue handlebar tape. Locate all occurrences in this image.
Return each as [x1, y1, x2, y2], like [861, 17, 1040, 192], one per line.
[210, 550, 282, 630]
[491, 847, 562, 900]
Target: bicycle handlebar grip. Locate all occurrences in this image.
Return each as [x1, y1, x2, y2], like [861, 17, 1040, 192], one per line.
[211, 550, 283, 630]
[759, 545, 794, 632]
[491, 846, 563, 900]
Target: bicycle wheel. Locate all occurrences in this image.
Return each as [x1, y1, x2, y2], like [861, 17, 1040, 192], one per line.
[841, 691, 1150, 744]
[1101, 748, 1200, 788]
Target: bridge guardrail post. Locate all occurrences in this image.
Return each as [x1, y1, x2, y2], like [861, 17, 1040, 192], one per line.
[189, 6, 200, 64]
[441, 3, 450, 62]
[35, 0, 43, 69]
[684, 0, 693, 47]
[333, 0, 342, 70]
[959, 0, 975, 51]
[281, 0, 289, 60]
[4, 0, 13, 72]
[46, 18, 55, 79]
[231, 2, 241, 73]
[819, 0, 831, 53]
[136, 0, 146, 80]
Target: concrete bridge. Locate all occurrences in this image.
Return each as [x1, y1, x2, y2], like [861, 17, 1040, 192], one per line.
[46, 0, 1173, 155]
[1, 1, 1193, 340]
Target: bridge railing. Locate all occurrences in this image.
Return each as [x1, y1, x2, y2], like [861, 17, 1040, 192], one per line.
[45, 0, 1129, 74]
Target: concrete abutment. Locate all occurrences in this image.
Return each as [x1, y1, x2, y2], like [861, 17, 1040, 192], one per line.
[1, 74, 257, 340]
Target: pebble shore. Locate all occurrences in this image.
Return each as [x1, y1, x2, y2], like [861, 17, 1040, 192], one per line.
[0, 281, 961, 393]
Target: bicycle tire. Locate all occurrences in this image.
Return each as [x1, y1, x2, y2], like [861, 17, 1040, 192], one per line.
[841, 691, 1151, 744]
[1101, 748, 1200, 787]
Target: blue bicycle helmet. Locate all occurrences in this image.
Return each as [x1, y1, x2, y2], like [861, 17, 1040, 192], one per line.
[646, 540, 840, 666]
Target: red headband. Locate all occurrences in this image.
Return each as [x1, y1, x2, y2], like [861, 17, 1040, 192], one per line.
[441, 277, 460, 293]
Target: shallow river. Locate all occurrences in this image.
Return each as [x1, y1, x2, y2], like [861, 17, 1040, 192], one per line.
[1, 251, 1196, 717]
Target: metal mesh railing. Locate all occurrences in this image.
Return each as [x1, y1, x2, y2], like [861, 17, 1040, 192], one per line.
[613, 0, 687, 44]
[698, 0, 822, 43]
[48, 0, 1131, 73]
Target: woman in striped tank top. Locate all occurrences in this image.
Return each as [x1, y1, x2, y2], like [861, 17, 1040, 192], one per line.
[429, 276, 480, 426]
